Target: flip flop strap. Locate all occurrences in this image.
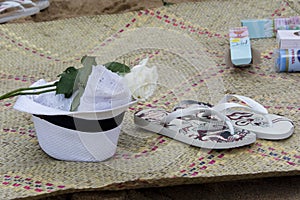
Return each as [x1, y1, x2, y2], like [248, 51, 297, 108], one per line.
[272, 115, 294, 124]
[172, 100, 212, 111]
[10, 0, 36, 6]
[216, 94, 273, 127]
[162, 107, 235, 135]
[212, 102, 269, 115]
[218, 94, 268, 114]
[0, 1, 25, 12]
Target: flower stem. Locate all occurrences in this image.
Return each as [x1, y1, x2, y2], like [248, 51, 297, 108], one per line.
[9, 88, 57, 98]
[0, 82, 57, 100]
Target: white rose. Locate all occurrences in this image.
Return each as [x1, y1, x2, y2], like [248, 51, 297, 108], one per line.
[123, 58, 158, 101]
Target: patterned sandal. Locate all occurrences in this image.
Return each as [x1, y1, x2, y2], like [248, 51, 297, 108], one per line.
[10, 0, 50, 10]
[174, 95, 295, 140]
[134, 106, 256, 149]
[0, 1, 39, 23]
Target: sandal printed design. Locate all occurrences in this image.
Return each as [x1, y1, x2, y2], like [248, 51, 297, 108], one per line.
[178, 120, 251, 143]
[227, 112, 269, 127]
[176, 112, 250, 143]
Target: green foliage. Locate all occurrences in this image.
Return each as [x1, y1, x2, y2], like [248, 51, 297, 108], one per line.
[104, 62, 131, 75]
[56, 67, 79, 98]
[70, 56, 97, 111]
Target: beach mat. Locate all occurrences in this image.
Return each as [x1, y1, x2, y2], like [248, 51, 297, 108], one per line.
[0, 0, 300, 199]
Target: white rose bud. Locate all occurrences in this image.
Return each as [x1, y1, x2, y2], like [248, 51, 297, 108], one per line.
[123, 58, 158, 101]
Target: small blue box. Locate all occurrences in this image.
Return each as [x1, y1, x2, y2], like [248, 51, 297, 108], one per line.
[229, 27, 252, 66]
[241, 19, 274, 39]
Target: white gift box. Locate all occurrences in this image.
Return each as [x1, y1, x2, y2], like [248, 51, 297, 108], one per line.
[277, 30, 300, 49]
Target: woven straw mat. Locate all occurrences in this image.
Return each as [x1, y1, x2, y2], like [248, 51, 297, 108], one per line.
[1, 0, 300, 199]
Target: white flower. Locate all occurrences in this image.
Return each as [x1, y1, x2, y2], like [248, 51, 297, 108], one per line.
[123, 58, 158, 101]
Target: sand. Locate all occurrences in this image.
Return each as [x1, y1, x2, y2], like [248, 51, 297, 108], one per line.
[10, 0, 203, 23]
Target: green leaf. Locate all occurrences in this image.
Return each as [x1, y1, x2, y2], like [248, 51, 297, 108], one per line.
[162, 0, 174, 6]
[70, 87, 85, 111]
[70, 56, 97, 111]
[81, 55, 97, 69]
[76, 56, 96, 90]
[104, 62, 131, 75]
[56, 67, 79, 98]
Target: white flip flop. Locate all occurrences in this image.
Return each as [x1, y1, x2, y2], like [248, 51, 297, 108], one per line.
[134, 106, 256, 149]
[10, 0, 49, 10]
[174, 95, 295, 140]
[0, 1, 39, 23]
